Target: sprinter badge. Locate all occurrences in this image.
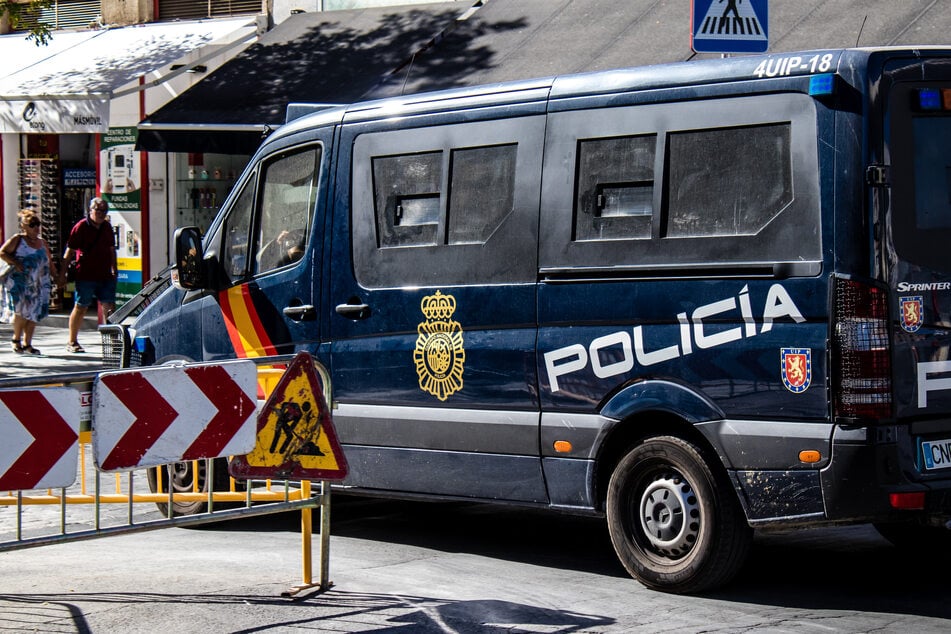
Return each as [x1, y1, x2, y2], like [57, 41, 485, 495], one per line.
[414, 291, 465, 401]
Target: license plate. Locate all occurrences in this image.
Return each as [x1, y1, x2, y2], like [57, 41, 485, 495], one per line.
[921, 438, 951, 471]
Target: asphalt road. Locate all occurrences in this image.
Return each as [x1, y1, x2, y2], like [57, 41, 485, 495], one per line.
[1, 495, 950, 633]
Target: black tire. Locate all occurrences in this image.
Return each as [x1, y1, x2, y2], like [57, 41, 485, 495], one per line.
[874, 521, 951, 555]
[606, 435, 752, 594]
[147, 458, 235, 516]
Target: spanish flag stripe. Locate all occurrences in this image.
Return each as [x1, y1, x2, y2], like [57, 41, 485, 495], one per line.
[219, 288, 249, 358]
[243, 285, 279, 356]
[221, 286, 265, 357]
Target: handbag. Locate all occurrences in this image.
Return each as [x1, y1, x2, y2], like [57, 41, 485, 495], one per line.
[0, 235, 21, 284]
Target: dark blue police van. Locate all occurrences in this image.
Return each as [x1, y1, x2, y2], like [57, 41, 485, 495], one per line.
[103, 47, 951, 593]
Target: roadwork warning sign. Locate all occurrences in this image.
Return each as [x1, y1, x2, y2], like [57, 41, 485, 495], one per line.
[230, 352, 348, 481]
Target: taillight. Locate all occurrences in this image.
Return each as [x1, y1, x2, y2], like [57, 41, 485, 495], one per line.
[831, 276, 893, 420]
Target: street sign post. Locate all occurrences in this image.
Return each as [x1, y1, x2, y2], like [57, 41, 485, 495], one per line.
[230, 352, 347, 481]
[0, 388, 80, 490]
[692, 0, 768, 54]
[92, 360, 257, 471]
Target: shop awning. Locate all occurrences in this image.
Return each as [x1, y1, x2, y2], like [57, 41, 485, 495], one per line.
[0, 17, 261, 134]
[136, 3, 472, 154]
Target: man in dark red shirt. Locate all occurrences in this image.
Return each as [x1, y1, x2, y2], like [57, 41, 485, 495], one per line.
[61, 197, 118, 353]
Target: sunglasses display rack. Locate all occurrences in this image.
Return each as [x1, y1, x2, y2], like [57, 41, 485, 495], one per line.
[18, 158, 64, 309]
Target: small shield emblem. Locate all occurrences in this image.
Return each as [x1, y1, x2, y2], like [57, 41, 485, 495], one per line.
[899, 296, 923, 333]
[781, 348, 811, 393]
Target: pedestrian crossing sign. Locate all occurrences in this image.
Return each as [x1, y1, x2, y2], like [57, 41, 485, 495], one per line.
[229, 352, 348, 481]
[691, 0, 768, 54]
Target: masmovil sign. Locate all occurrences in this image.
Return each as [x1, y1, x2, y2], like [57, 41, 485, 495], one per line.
[0, 99, 109, 133]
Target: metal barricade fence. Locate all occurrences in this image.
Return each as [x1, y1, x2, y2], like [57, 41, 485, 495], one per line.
[0, 358, 334, 595]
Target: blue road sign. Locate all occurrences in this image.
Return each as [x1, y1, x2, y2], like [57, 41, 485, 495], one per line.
[692, 0, 768, 54]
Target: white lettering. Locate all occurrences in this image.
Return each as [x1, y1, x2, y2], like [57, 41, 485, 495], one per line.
[918, 360, 951, 408]
[739, 285, 757, 337]
[633, 326, 679, 366]
[544, 284, 807, 392]
[678, 312, 693, 356]
[544, 344, 587, 393]
[693, 297, 743, 349]
[897, 281, 951, 293]
[761, 284, 806, 333]
[590, 332, 634, 378]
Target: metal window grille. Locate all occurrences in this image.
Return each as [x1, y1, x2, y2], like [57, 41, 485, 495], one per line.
[15, 0, 102, 31]
[158, 0, 263, 21]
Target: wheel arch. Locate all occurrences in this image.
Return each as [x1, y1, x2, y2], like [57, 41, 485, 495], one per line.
[593, 379, 730, 511]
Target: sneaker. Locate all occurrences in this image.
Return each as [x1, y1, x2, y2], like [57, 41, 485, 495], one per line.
[66, 342, 85, 353]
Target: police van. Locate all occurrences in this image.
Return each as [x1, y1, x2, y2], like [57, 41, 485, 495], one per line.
[103, 47, 951, 593]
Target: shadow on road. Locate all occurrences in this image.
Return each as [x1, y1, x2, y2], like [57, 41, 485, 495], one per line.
[0, 591, 615, 633]
[202, 496, 951, 622]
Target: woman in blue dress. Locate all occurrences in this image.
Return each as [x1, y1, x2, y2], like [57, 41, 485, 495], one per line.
[0, 210, 58, 354]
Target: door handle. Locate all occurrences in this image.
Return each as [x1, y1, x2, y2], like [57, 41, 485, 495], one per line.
[335, 302, 371, 320]
[283, 304, 316, 321]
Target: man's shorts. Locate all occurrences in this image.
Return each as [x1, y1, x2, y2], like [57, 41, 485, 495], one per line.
[74, 279, 117, 308]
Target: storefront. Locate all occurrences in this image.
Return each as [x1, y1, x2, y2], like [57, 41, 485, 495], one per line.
[0, 16, 262, 308]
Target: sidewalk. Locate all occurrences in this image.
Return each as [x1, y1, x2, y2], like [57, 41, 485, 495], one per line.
[0, 311, 108, 380]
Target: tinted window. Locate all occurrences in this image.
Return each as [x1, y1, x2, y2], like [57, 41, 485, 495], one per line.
[889, 82, 951, 272]
[351, 117, 544, 288]
[540, 94, 821, 274]
[575, 135, 655, 241]
[666, 124, 791, 238]
[253, 147, 320, 276]
[373, 151, 442, 248]
[912, 117, 951, 230]
[222, 178, 255, 282]
[448, 144, 517, 244]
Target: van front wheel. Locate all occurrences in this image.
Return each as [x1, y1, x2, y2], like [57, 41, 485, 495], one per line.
[606, 435, 751, 594]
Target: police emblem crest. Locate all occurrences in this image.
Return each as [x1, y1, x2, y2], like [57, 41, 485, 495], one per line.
[899, 295, 923, 333]
[414, 291, 465, 401]
[781, 348, 811, 393]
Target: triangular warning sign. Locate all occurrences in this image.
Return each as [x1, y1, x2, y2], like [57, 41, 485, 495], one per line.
[230, 352, 348, 481]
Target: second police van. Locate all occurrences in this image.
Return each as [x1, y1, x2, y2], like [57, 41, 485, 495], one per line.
[103, 47, 951, 593]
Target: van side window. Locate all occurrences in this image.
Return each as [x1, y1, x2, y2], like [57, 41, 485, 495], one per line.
[575, 135, 655, 241]
[448, 144, 518, 244]
[665, 124, 791, 238]
[352, 117, 544, 288]
[221, 177, 255, 282]
[541, 94, 820, 273]
[253, 147, 321, 276]
[373, 151, 442, 248]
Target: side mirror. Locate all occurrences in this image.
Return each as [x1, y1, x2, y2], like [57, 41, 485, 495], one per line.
[174, 226, 205, 290]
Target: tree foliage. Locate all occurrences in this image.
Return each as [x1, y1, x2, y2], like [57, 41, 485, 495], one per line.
[1, 1, 54, 45]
